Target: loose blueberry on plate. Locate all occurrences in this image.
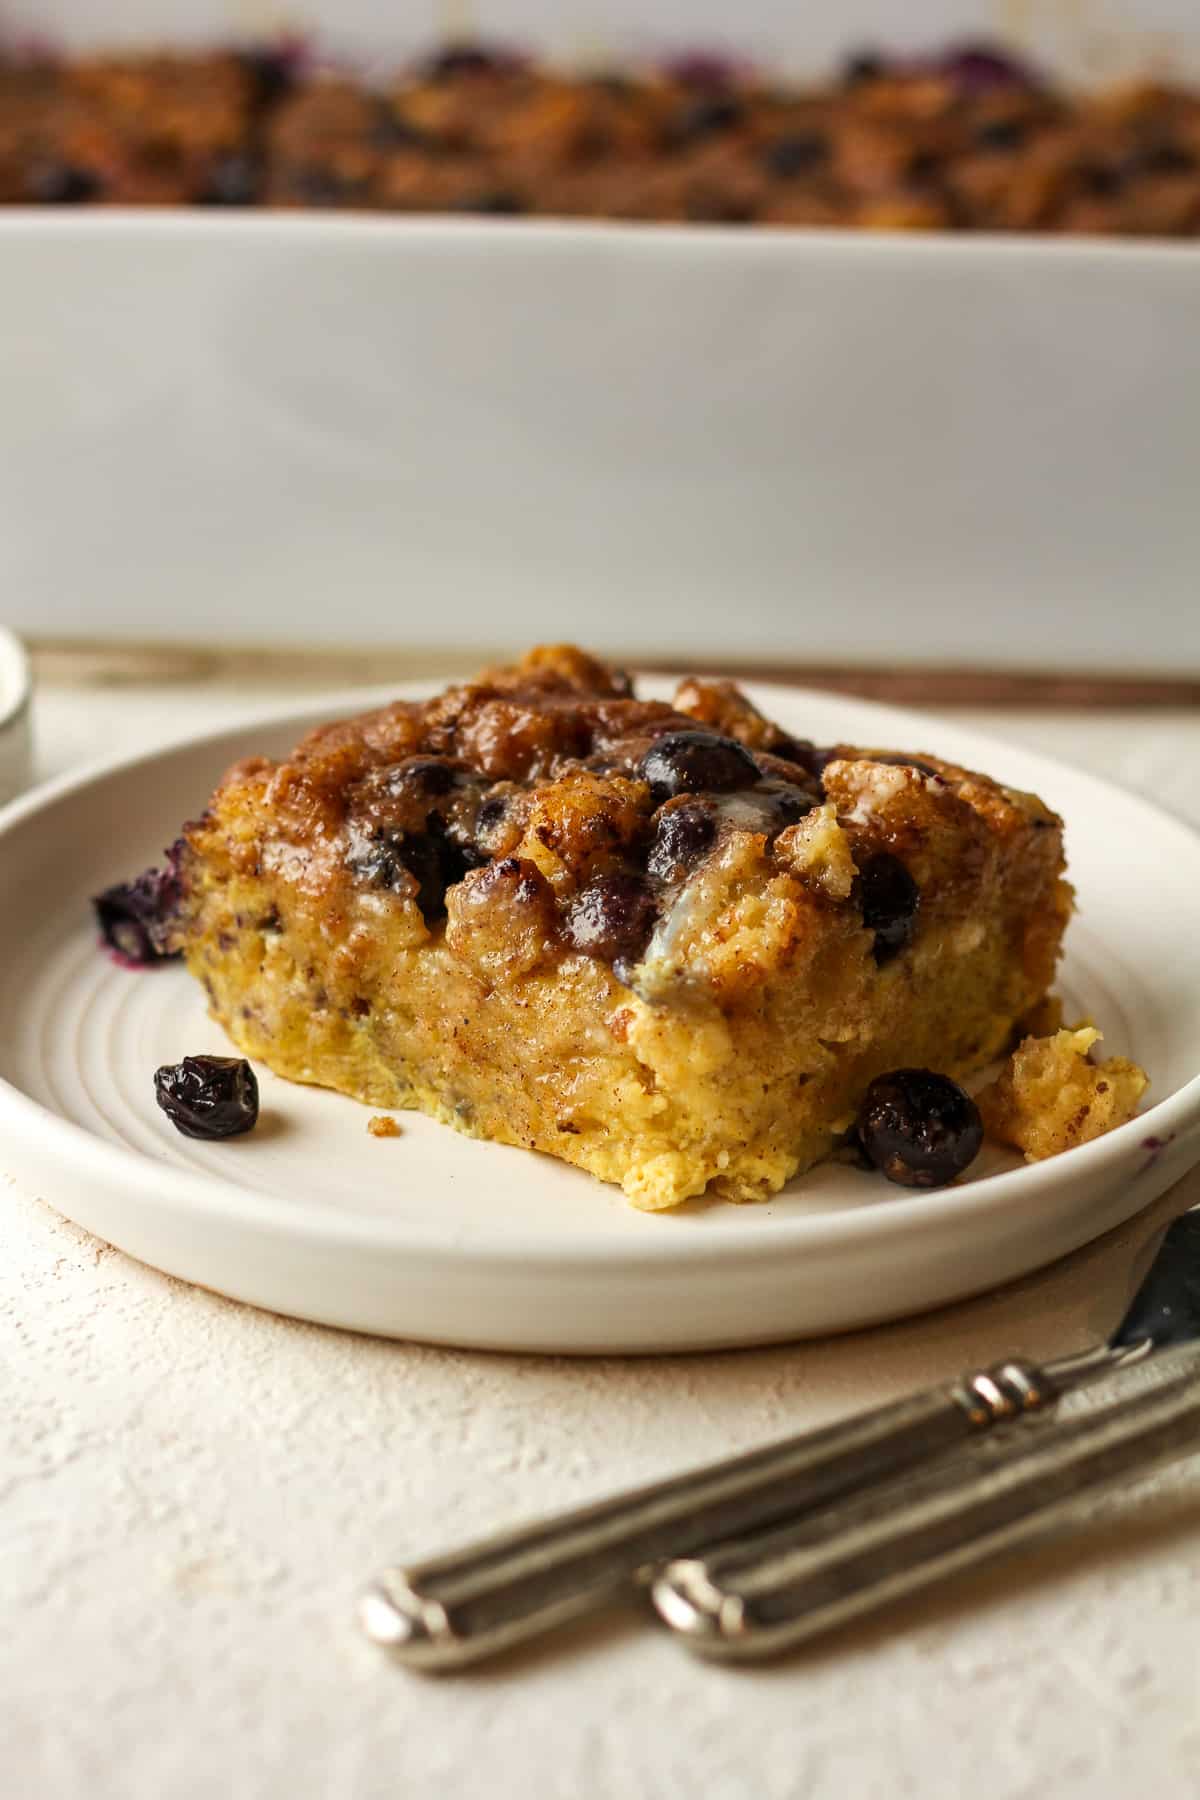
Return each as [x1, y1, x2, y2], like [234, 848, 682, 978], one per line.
[857, 852, 920, 964]
[639, 730, 759, 800]
[93, 859, 183, 965]
[154, 1055, 260, 1140]
[856, 1069, 983, 1188]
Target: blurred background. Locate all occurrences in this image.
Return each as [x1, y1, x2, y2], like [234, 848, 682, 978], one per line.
[1, 1, 1198, 696]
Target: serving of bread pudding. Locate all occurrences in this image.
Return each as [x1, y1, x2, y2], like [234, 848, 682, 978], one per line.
[118, 646, 1094, 1209]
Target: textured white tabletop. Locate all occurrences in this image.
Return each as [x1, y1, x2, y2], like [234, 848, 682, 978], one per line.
[5, 682, 1200, 1800]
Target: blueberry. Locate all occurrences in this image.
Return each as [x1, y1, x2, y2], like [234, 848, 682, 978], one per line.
[939, 44, 1040, 93]
[766, 784, 818, 831]
[665, 53, 738, 90]
[684, 192, 753, 224]
[290, 166, 352, 206]
[842, 50, 887, 86]
[647, 802, 717, 882]
[459, 188, 525, 215]
[857, 852, 920, 964]
[906, 149, 943, 187]
[565, 872, 658, 969]
[238, 45, 298, 106]
[763, 132, 829, 178]
[1133, 141, 1196, 177]
[973, 116, 1028, 152]
[672, 94, 743, 144]
[638, 730, 759, 800]
[473, 794, 510, 843]
[385, 757, 459, 798]
[856, 1069, 983, 1188]
[199, 152, 260, 206]
[870, 754, 942, 780]
[349, 824, 481, 922]
[371, 110, 428, 150]
[26, 161, 100, 204]
[93, 855, 183, 965]
[426, 43, 507, 79]
[771, 735, 828, 780]
[1077, 161, 1122, 198]
[155, 1055, 259, 1141]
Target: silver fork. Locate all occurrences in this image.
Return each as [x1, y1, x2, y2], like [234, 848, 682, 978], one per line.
[359, 1341, 1139, 1669]
[652, 1338, 1200, 1660]
[360, 1208, 1199, 1672]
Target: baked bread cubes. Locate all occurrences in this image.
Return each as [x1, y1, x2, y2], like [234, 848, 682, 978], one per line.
[167, 647, 1073, 1209]
[4, 42, 1200, 234]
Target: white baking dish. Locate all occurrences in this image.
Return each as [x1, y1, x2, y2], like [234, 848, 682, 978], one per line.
[1, 212, 1197, 672]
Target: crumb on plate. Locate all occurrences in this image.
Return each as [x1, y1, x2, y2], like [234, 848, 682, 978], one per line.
[977, 1023, 1148, 1161]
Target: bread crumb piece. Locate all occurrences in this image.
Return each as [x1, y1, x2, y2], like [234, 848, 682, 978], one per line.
[977, 1024, 1148, 1161]
[367, 1114, 401, 1139]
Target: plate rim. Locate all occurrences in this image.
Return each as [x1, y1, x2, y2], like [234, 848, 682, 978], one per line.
[2, 676, 1199, 1276]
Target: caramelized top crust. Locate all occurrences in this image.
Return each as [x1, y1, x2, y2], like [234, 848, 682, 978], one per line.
[182, 646, 1068, 999]
[6, 46, 1200, 234]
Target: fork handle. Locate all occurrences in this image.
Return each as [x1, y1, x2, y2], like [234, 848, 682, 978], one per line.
[360, 1353, 1083, 1669]
[653, 1342, 1200, 1662]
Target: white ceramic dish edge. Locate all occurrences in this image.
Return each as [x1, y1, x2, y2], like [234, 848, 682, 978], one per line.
[2, 215, 1198, 675]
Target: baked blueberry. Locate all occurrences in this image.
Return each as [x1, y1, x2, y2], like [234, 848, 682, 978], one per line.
[856, 1068, 983, 1188]
[427, 43, 508, 79]
[199, 152, 260, 205]
[385, 757, 460, 798]
[460, 188, 526, 214]
[155, 1054, 259, 1140]
[1077, 160, 1123, 197]
[93, 856, 183, 965]
[647, 802, 717, 882]
[27, 161, 100, 204]
[639, 730, 759, 800]
[842, 50, 886, 85]
[666, 53, 738, 90]
[870, 753, 943, 780]
[763, 132, 829, 177]
[1136, 141, 1197, 176]
[672, 94, 743, 143]
[565, 872, 658, 968]
[939, 44, 1039, 92]
[349, 823, 481, 921]
[973, 116, 1028, 152]
[771, 736, 829, 780]
[857, 852, 920, 964]
[238, 45, 298, 105]
[765, 784, 818, 832]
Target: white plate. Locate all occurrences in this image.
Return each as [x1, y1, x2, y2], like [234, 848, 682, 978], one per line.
[1, 681, 1198, 1353]
[0, 627, 32, 807]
